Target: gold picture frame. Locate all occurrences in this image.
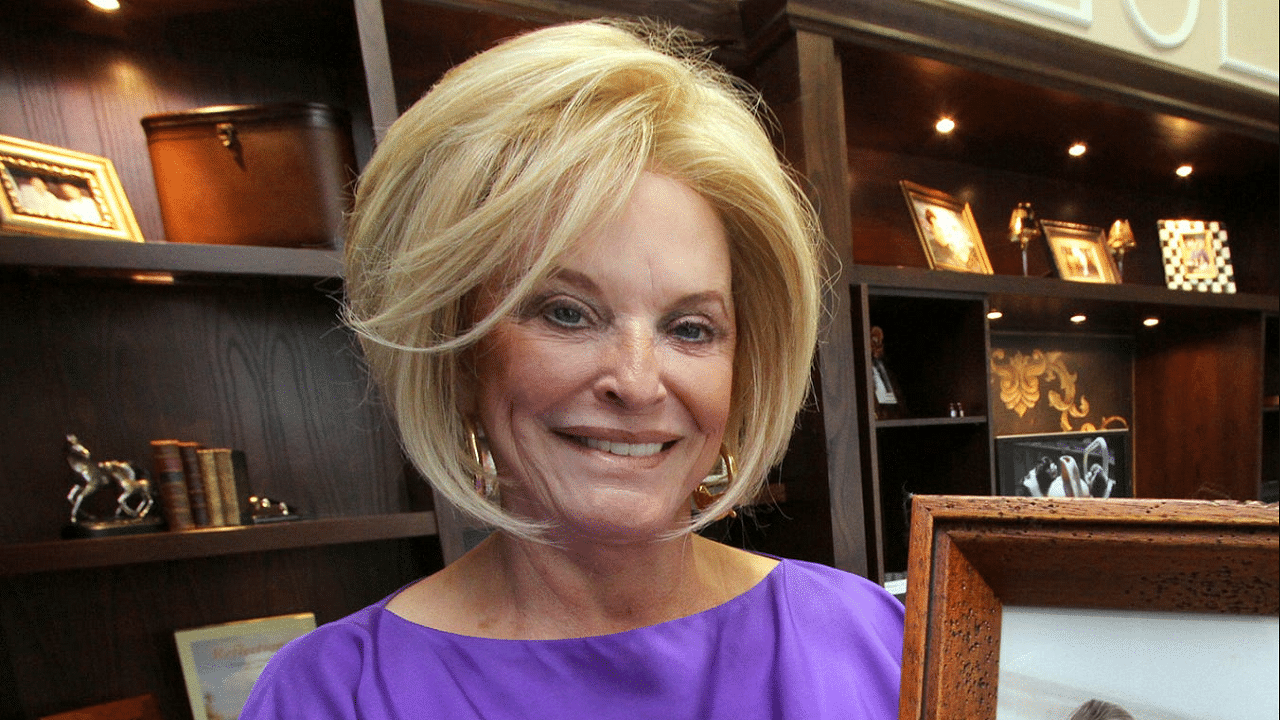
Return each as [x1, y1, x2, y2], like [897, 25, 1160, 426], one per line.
[0, 134, 143, 242]
[174, 612, 315, 720]
[900, 495, 1278, 719]
[900, 181, 992, 274]
[1041, 219, 1120, 284]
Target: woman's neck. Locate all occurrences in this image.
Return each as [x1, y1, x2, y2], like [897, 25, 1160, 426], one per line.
[390, 530, 776, 640]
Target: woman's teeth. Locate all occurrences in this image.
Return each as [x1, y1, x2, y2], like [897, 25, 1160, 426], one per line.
[580, 437, 664, 457]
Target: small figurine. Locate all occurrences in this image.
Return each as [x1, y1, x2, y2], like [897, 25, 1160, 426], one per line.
[1008, 203, 1040, 276]
[66, 434, 154, 523]
[248, 495, 299, 523]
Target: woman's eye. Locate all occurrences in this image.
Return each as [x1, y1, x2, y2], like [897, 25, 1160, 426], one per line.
[544, 302, 588, 328]
[672, 320, 713, 342]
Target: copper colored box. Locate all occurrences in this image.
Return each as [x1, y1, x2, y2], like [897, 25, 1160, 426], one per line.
[141, 103, 356, 248]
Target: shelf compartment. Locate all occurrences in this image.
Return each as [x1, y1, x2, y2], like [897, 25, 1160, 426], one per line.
[0, 511, 437, 577]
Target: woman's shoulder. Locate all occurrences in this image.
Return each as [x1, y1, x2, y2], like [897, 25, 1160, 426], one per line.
[770, 558, 905, 635]
[240, 599, 393, 719]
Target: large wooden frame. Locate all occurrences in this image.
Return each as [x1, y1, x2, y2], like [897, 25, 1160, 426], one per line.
[900, 496, 1279, 719]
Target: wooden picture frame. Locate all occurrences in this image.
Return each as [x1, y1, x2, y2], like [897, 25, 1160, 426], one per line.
[174, 612, 315, 720]
[900, 496, 1278, 719]
[39, 695, 163, 720]
[0, 134, 143, 243]
[1158, 219, 1237, 293]
[900, 181, 992, 274]
[1041, 219, 1120, 284]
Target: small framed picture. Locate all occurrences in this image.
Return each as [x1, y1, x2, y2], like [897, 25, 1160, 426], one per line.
[996, 428, 1131, 499]
[0, 134, 143, 243]
[1041, 220, 1120, 284]
[175, 612, 315, 720]
[1158, 219, 1236, 293]
[900, 180, 992, 274]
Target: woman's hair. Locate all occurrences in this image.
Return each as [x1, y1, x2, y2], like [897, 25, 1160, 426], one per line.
[343, 19, 823, 539]
[1069, 699, 1135, 720]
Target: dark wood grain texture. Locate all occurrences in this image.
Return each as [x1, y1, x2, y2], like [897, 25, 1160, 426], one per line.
[901, 495, 1280, 720]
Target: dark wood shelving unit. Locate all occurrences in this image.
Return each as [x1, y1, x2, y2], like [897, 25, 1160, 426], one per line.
[1, 1, 1275, 717]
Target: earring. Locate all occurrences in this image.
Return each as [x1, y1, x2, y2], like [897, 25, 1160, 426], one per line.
[693, 448, 738, 520]
[462, 417, 495, 496]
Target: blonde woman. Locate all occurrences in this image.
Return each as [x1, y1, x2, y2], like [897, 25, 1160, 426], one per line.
[244, 20, 903, 719]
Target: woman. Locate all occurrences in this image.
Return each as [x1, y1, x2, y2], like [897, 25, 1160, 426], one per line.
[244, 20, 903, 718]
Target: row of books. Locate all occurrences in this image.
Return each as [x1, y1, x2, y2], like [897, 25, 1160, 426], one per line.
[149, 440, 251, 531]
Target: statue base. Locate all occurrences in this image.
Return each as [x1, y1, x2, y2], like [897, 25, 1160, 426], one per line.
[62, 517, 165, 539]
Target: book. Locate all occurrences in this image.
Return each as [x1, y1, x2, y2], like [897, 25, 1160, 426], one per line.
[178, 441, 211, 527]
[197, 448, 226, 526]
[149, 439, 194, 531]
[220, 448, 253, 525]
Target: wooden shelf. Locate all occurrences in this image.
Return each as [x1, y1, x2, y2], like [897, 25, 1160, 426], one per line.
[875, 416, 988, 429]
[0, 512, 436, 577]
[0, 234, 344, 279]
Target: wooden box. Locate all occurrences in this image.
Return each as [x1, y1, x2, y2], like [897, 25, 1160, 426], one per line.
[141, 103, 356, 248]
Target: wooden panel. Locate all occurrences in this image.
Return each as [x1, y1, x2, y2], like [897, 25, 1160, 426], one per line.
[0, 537, 440, 720]
[0, 274, 408, 544]
[1134, 314, 1265, 500]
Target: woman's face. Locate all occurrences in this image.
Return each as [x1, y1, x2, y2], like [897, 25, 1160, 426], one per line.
[468, 172, 736, 542]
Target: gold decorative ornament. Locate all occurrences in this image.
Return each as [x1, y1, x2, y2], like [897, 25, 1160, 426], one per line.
[463, 417, 496, 496]
[1008, 202, 1039, 276]
[693, 449, 738, 520]
[1106, 219, 1136, 279]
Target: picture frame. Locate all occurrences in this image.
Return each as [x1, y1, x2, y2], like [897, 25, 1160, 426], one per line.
[900, 496, 1278, 720]
[39, 695, 163, 720]
[1040, 219, 1120, 284]
[900, 180, 992, 274]
[995, 428, 1131, 499]
[0, 134, 143, 243]
[174, 612, 315, 720]
[1158, 219, 1237, 293]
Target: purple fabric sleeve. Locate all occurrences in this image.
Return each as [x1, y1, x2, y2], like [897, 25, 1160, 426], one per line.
[242, 558, 904, 719]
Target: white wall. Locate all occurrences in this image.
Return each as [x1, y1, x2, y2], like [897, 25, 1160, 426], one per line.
[938, 0, 1279, 95]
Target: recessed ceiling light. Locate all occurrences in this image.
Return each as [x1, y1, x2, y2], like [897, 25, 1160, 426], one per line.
[1069, 314, 1087, 324]
[1175, 164, 1193, 177]
[1068, 142, 1087, 157]
[87, 0, 120, 10]
[935, 117, 956, 134]
[987, 309, 1003, 320]
[1143, 317, 1160, 327]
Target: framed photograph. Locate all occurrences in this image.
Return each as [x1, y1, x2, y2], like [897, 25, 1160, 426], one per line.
[1041, 219, 1120, 284]
[175, 612, 315, 720]
[1158, 219, 1237, 293]
[0, 134, 143, 243]
[996, 428, 1130, 499]
[900, 180, 992, 274]
[900, 496, 1278, 720]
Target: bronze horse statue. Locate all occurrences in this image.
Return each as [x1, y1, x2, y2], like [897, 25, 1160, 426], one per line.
[65, 434, 154, 523]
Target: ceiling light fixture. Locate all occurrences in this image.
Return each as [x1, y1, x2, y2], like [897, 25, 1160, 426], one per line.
[1175, 164, 1194, 177]
[987, 309, 1003, 320]
[935, 117, 956, 134]
[1069, 314, 1087, 324]
[87, 0, 121, 10]
[1068, 142, 1087, 157]
[1143, 317, 1160, 327]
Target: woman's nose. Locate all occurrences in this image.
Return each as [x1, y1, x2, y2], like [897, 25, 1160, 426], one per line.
[595, 326, 667, 409]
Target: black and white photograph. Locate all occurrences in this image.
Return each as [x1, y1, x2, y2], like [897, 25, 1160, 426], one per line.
[997, 429, 1130, 499]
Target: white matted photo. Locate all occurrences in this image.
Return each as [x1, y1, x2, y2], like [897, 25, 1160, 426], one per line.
[175, 612, 315, 720]
[998, 606, 1279, 720]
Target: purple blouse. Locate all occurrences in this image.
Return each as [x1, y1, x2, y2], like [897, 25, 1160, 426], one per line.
[242, 558, 904, 719]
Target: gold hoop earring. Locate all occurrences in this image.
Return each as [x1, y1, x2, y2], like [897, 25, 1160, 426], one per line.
[462, 417, 494, 496]
[693, 448, 737, 520]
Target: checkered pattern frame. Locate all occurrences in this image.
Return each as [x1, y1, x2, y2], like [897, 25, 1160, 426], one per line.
[1158, 219, 1236, 294]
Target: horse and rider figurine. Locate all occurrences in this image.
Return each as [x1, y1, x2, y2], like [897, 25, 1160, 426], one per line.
[65, 434, 156, 527]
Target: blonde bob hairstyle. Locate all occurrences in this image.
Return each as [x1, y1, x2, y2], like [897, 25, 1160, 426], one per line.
[344, 20, 822, 540]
